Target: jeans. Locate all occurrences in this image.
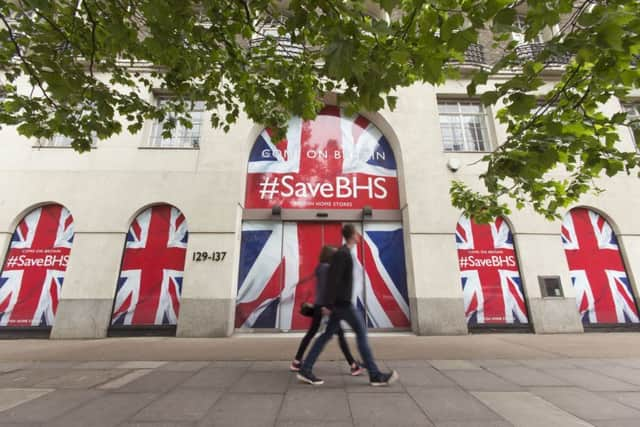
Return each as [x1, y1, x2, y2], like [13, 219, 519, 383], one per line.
[301, 304, 380, 376]
[295, 306, 355, 365]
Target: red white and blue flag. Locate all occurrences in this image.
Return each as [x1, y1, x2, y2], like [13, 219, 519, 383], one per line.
[245, 106, 400, 210]
[562, 208, 639, 324]
[235, 222, 409, 330]
[456, 216, 529, 325]
[0, 204, 74, 327]
[111, 205, 188, 326]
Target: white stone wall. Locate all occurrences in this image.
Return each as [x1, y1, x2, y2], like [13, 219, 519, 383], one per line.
[0, 77, 638, 337]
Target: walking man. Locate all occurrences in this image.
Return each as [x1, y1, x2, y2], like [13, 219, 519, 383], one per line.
[297, 224, 398, 386]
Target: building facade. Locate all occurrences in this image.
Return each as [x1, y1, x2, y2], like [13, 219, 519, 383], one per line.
[1, 50, 639, 338]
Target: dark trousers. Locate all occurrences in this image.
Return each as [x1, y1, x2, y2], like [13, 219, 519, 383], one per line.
[301, 304, 380, 376]
[294, 306, 355, 365]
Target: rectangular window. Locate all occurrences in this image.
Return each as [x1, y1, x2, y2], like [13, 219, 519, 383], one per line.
[623, 103, 640, 151]
[438, 100, 492, 152]
[148, 99, 204, 148]
[39, 134, 96, 148]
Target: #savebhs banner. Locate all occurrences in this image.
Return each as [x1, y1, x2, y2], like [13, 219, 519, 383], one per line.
[245, 106, 400, 210]
[562, 208, 639, 324]
[0, 204, 74, 327]
[111, 205, 188, 327]
[456, 216, 529, 325]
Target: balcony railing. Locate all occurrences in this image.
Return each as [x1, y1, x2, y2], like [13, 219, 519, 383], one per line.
[515, 43, 571, 65]
[463, 43, 486, 65]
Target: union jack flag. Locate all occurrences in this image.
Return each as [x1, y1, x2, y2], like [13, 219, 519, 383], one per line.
[235, 222, 409, 330]
[562, 208, 639, 324]
[111, 205, 188, 326]
[456, 216, 528, 325]
[0, 204, 74, 327]
[245, 106, 400, 210]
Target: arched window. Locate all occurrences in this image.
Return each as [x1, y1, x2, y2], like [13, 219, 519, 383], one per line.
[111, 205, 188, 328]
[456, 216, 529, 326]
[561, 208, 639, 324]
[0, 204, 74, 327]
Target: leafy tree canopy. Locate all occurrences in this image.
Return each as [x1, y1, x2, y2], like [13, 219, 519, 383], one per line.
[0, 0, 639, 221]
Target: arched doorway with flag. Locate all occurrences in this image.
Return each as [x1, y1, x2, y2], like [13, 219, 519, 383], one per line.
[109, 204, 189, 336]
[455, 215, 530, 330]
[561, 207, 639, 327]
[0, 204, 74, 336]
[237, 106, 410, 331]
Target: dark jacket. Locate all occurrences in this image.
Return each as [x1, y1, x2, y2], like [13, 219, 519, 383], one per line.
[325, 244, 353, 307]
[314, 262, 330, 306]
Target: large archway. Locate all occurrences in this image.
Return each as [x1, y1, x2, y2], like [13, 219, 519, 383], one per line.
[109, 204, 189, 335]
[0, 204, 74, 331]
[561, 207, 639, 326]
[237, 106, 409, 331]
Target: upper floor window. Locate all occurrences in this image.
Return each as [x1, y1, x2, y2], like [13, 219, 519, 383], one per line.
[39, 134, 96, 148]
[148, 99, 204, 148]
[438, 100, 492, 152]
[622, 103, 640, 150]
[512, 15, 545, 45]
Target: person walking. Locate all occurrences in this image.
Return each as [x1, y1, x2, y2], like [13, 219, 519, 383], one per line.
[297, 224, 398, 386]
[290, 245, 362, 376]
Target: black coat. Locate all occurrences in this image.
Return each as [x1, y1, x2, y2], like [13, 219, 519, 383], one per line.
[325, 245, 353, 308]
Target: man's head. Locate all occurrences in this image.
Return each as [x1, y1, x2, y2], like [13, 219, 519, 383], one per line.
[342, 224, 360, 246]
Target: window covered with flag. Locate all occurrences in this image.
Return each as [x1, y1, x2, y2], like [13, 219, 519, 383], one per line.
[111, 205, 189, 327]
[456, 216, 529, 326]
[561, 208, 639, 325]
[0, 204, 74, 327]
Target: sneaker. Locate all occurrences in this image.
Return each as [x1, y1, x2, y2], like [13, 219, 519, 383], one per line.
[350, 362, 363, 376]
[290, 360, 301, 372]
[369, 369, 399, 386]
[297, 370, 324, 385]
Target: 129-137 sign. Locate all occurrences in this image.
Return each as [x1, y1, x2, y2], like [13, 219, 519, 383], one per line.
[192, 251, 226, 262]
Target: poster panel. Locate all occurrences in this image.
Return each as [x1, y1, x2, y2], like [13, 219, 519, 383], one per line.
[562, 208, 639, 324]
[456, 216, 529, 325]
[0, 204, 74, 327]
[245, 106, 400, 210]
[111, 205, 188, 326]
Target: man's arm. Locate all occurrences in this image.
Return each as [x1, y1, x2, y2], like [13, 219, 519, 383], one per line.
[325, 250, 348, 308]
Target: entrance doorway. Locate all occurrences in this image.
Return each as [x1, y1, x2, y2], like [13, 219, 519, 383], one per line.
[236, 221, 409, 331]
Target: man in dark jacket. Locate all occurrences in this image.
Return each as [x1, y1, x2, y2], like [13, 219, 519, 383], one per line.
[297, 224, 398, 386]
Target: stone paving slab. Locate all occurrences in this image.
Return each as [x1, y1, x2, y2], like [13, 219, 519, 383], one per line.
[132, 388, 221, 422]
[197, 393, 283, 427]
[0, 388, 52, 412]
[541, 368, 639, 392]
[405, 387, 505, 422]
[485, 366, 569, 387]
[472, 391, 593, 427]
[528, 387, 640, 421]
[278, 389, 351, 422]
[1, 389, 104, 422]
[441, 370, 522, 392]
[348, 392, 434, 427]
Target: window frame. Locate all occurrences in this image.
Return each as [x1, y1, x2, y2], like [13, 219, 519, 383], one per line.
[437, 98, 494, 153]
[622, 101, 640, 152]
[145, 97, 205, 150]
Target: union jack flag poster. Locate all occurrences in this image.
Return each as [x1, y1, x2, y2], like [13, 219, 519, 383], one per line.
[236, 222, 409, 330]
[0, 204, 74, 327]
[245, 106, 399, 210]
[456, 216, 529, 325]
[562, 208, 639, 324]
[111, 205, 188, 326]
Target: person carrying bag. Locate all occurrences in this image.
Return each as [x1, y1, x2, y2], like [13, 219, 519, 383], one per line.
[290, 245, 362, 376]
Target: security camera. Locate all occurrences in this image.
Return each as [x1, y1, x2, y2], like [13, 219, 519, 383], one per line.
[447, 158, 461, 172]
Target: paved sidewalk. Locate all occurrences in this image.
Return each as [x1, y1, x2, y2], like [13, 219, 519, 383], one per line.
[0, 334, 639, 426]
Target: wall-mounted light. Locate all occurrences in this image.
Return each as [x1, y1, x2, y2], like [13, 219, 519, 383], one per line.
[271, 204, 281, 216]
[362, 205, 373, 218]
[447, 158, 461, 172]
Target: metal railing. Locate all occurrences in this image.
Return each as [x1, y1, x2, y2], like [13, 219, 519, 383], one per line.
[464, 43, 486, 65]
[515, 43, 571, 65]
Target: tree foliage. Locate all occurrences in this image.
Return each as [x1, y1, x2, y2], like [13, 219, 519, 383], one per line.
[0, 0, 639, 221]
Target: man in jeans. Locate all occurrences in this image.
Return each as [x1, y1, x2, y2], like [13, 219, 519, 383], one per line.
[297, 224, 398, 386]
